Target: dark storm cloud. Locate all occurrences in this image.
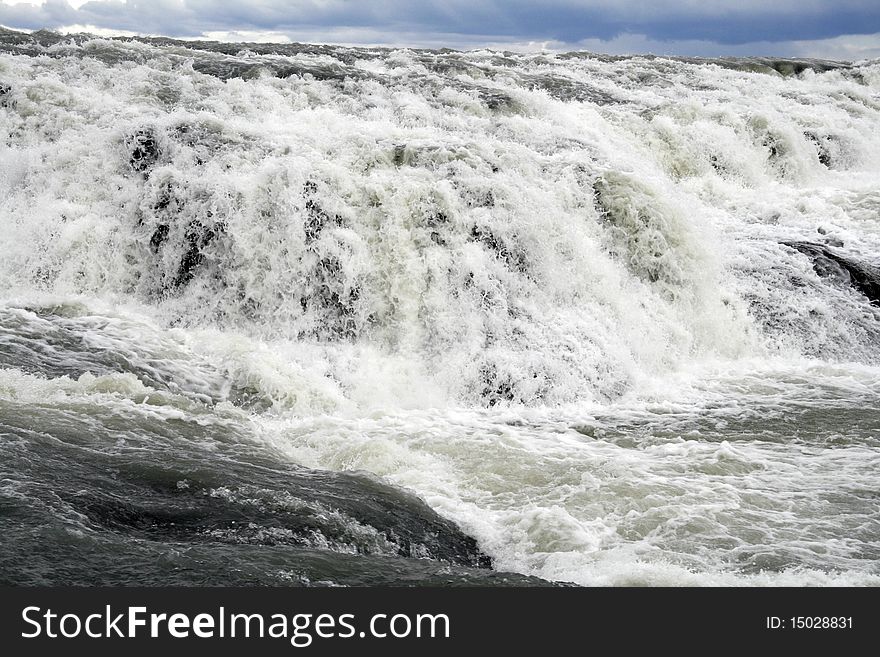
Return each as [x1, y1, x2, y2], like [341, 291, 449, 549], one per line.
[1, 1, 879, 46]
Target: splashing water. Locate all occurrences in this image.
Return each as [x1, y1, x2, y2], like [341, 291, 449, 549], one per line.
[1, 28, 879, 585]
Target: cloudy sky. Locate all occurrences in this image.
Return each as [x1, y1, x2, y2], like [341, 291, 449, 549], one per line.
[1, 0, 879, 60]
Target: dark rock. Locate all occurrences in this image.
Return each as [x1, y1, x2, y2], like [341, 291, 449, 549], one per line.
[470, 225, 528, 273]
[479, 88, 516, 112]
[299, 255, 361, 339]
[149, 223, 169, 252]
[140, 180, 225, 292]
[478, 362, 516, 407]
[472, 188, 495, 208]
[425, 209, 448, 246]
[392, 144, 408, 166]
[302, 180, 341, 244]
[784, 241, 880, 306]
[523, 73, 619, 105]
[174, 218, 220, 289]
[481, 375, 514, 407]
[0, 400, 501, 584]
[763, 133, 784, 161]
[126, 128, 160, 172]
[804, 131, 832, 167]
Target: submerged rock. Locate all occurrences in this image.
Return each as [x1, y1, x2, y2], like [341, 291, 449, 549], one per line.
[0, 82, 12, 108]
[126, 127, 160, 172]
[139, 178, 227, 293]
[804, 131, 834, 168]
[784, 241, 880, 306]
[0, 399, 502, 585]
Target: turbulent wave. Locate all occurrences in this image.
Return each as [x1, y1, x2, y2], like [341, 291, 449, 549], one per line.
[1, 28, 879, 586]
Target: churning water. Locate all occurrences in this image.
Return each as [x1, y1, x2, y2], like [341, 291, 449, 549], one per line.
[1, 28, 879, 585]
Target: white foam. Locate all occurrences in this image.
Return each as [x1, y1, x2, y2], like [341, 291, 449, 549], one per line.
[2, 39, 879, 584]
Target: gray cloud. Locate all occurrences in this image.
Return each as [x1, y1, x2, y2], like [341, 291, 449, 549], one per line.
[1, 1, 879, 58]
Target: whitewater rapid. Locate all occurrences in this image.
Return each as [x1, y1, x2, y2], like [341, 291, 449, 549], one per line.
[1, 28, 879, 585]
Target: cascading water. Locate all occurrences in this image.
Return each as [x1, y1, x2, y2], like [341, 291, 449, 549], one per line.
[1, 27, 879, 585]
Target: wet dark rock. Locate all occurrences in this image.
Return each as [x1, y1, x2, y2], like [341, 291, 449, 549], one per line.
[479, 88, 516, 112]
[784, 241, 880, 306]
[763, 133, 785, 161]
[149, 223, 169, 252]
[804, 131, 833, 167]
[470, 225, 528, 273]
[0, 401, 514, 585]
[438, 80, 518, 113]
[174, 218, 220, 289]
[299, 255, 361, 339]
[764, 59, 840, 76]
[484, 381, 514, 407]
[0, 82, 11, 108]
[69, 474, 492, 568]
[695, 56, 851, 77]
[425, 208, 448, 246]
[304, 202, 328, 243]
[152, 181, 176, 213]
[139, 179, 226, 292]
[392, 144, 407, 167]
[135, 194, 224, 297]
[523, 73, 619, 105]
[478, 363, 516, 407]
[468, 188, 495, 208]
[190, 57, 367, 84]
[146, 182, 176, 254]
[126, 128, 160, 172]
[302, 180, 342, 244]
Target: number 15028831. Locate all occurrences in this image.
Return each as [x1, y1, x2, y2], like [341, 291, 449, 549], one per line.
[766, 617, 853, 630]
